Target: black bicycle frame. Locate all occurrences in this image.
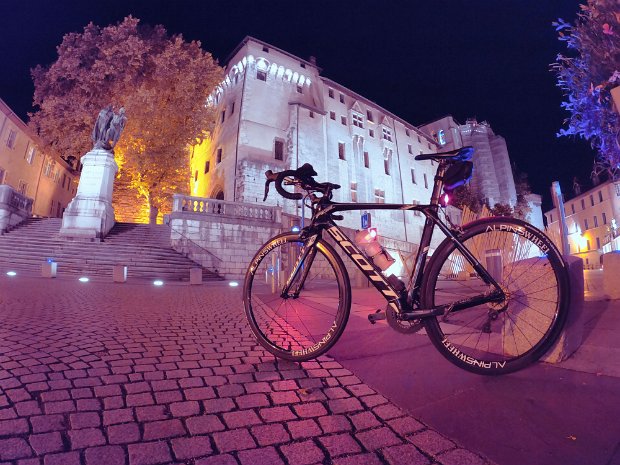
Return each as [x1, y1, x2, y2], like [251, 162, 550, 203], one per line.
[284, 163, 505, 317]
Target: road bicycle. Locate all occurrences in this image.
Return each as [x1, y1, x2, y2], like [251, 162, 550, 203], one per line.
[243, 146, 569, 375]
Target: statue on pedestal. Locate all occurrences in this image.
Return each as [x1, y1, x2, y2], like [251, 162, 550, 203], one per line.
[91, 105, 127, 151]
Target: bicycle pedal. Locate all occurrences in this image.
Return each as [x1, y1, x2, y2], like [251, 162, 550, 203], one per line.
[368, 309, 386, 324]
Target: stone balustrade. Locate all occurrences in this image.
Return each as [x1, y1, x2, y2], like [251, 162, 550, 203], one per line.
[172, 194, 280, 223]
[0, 185, 33, 233]
[169, 195, 283, 279]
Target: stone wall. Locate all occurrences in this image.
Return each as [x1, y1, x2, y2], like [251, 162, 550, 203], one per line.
[168, 195, 423, 283]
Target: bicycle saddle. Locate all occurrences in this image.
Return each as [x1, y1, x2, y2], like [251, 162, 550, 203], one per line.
[415, 146, 474, 162]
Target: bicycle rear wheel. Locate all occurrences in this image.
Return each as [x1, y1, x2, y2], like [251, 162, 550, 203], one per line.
[421, 217, 569, 375]
[243, 233, 351, 362]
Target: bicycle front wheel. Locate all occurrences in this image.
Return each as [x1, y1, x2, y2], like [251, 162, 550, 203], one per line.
[421, 217, 569, 375]
[243, 233, 351, 362]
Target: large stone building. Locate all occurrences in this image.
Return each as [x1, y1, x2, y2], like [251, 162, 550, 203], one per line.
[0, 98, 75, 218]
[545, 180, 620, 268]
[190, 36, 444, 245]
[419, 115, 517, 208]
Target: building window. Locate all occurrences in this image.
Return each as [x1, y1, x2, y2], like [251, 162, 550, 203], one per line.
[412, 199, 421, 216]
[194, 170, 198, 182]
[550, 213, 553, 223]
[216, 148, 222, 164]
[221, 111, 225, 123]
[367, 110, 374, 122]
[590, 194, 594, 206]
[597, 237, 601, 249]
[382, 127, 393, 142]
[257, 69, 267, 81]
[297, 85, 303, 93]
[438, 129, 446, 145]
[374, 189, 385, 204]
[417, 136, 421, 143]
[328, 88, 334, 99]
[6, 130, 17, 149]
[25, 147, 35, 164]
[341, 116, 346, 126]
[263, 46, 269, 52]
[339, 93, 345, 104]
[424, 173, 428, 189]
[411, 168, 416, 184]
[363, 151, 369, 168]
[230, 102, 235, 115]
[571, 204, 575, 215]
[584, 218, 589, 230]
[62, 174, 66, 189]
[407, 144, 412, 154]
[603, 212, 607, 224]
[598, 190, 603, 202]
[352, 113, 364, 128]
[44, 160, 53, 177]
[0, 167, 5, 184]
[330, 111, 336, 120]
[594, 216, 598, 227]
[309, 111, 314, 118]
[405, 128, 411, 137]
[581, 199, 585, 210]
[351, 182, 358, 202]
[384, 157, 390, 176]
[274, 139, 284, 161]
[204, 160, 210, 174]
[338, 142, 345, 160]
[67, 176, 71, 191]
[587, 239, 591, 251]
[369, 129, 374, 138]
[18, 180, 27, 196]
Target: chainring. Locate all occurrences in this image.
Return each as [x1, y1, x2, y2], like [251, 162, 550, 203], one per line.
[386, 306, 424, 334]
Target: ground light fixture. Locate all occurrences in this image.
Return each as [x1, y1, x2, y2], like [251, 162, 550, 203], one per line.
[153, 280, 164, 286]
[78, 277, 89, 283]
[229, 281, 239, 287]
[6, 271, 17, 276]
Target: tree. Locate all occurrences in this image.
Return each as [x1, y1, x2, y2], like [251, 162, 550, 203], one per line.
[552, 1, 620, 180]
[450, 184, 484, 214]
[489, 203, 513, 218]
[29, 16, 223, 219]
[512, 165, 532, 220]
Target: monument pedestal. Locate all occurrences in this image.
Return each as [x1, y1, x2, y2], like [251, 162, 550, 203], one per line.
[60, 149, 118, 241]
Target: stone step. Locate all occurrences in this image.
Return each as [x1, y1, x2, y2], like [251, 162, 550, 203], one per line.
[0, 218, 224, 281]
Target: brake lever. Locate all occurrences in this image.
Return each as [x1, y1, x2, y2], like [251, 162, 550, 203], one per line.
[263, 170, 276, 201]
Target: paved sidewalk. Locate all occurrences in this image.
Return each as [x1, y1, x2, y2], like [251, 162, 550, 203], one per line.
[0, 276, 493, 465]
[328, 285, 620, 465]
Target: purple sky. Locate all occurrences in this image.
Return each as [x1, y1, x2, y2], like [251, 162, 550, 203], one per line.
[0, 0, 596, 209]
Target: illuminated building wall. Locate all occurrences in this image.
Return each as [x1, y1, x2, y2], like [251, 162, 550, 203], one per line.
[201, 36, 443, 246]
[420, 116, 518, 208]
[545, 181, 620, 268]
[0, 98, 75, 217]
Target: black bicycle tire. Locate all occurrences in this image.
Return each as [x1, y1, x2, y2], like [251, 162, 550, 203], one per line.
[421, 217, 570, 375]
[243, 232, 351, 362]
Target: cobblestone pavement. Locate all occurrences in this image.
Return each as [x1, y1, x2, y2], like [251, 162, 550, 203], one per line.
[0, 277, 494, 465]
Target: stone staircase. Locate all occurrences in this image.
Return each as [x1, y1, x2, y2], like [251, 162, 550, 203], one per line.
[0, 218, 223, 282]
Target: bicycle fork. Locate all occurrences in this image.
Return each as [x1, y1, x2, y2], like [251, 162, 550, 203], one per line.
[279, 234, 319, 298]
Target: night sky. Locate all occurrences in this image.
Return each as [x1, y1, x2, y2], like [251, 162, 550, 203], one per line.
[0, 0, 596, 210]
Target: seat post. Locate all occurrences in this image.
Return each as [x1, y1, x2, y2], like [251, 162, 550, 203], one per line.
[430, 161, 448, 205]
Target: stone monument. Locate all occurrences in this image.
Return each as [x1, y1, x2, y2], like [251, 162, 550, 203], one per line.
[60, 106, 127, 241]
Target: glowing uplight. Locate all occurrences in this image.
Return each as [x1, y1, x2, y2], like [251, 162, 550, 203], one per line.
[291, 226, 300, 232]
[444, 193, 450, 204]
[78, 277, 89, 283]
[153, 280, 164, 286]
[229, 281, 239, 287]
[6, 271, 17, 277]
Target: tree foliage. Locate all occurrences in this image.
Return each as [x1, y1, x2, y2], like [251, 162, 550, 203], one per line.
[29, 16, 223, 215]
[552, 1, 620, 179]
[450, 184, 484, 214]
